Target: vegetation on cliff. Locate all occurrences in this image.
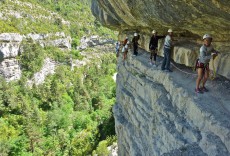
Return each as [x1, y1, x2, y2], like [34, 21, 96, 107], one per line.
[0, 0, 116, 45]
[0, 50, 116, 155]
[0, 0, 117, 155]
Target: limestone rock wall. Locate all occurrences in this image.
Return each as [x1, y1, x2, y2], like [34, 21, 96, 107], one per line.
[0, 0, 70, 27]
[92, 1, 230, 155]
[91, 0, 230, 80]
[0, 59, 21, 81]
[119, 33, 230, 79]
[77, 35, 114, 50]
[26, 58, 56, 86]
[0, 33, 71, 81]
[92, 0, 230, 40]
[114, 51, 230, 156]
[0, 33, 23, 81]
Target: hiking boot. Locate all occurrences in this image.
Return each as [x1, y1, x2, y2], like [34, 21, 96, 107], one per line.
[195, 88, 203, 94]
[201, 87, 208, 92]
[152, 64, 157, 67]
[149, 62, 153, 65]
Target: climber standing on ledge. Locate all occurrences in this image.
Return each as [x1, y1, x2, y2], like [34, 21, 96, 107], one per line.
[132, 33, 139, 56]
[161, 29, 174, 72]
[123, 41, 130, 60]
[195, 34, 218, 93]
[149, 30, 165, 67]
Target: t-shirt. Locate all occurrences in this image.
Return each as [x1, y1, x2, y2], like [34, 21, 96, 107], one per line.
[199, 45, 215, 64]
[164, 35, 172, 48]
[149, 35, 165, 50]
[132, 37, 138, 46]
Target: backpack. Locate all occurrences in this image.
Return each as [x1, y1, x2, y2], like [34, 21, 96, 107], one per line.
[123, 39, 128, 46]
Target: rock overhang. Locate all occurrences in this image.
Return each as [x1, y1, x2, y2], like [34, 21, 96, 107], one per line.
[91, 0, 230, 79]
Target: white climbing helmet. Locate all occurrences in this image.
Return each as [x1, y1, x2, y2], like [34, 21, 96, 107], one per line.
[134, 33, 138, 36]
[126, 36, 128, 39]
[152, 30, 156, 34]
[203, 34, 212, 40]
[168, 29, 173, 33]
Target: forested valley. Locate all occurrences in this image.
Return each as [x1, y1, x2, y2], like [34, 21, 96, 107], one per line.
[0, 0, 117, 155]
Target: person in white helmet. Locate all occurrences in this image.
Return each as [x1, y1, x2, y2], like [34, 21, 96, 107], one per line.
[149, 30, 165, 67]
[161, 29, 174, 72]
[132, 32, 139, 56]
[195, 34, 218, 93]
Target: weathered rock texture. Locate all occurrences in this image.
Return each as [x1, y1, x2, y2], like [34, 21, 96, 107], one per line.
[92, 0, 230, 40]
[0, 58, 21, 81]
[0, 33, 71, 81]
[91, 1, 230, 155]
[26, 58, 56, 86]
[77, 35, 114, 50]
[0, 0, 70, 27]
[115, 50, 230, 156]
[91, 0, 230, 79]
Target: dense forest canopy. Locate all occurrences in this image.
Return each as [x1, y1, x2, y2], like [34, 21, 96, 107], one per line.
[0, 0, 116, 45]
[0, 0, 117, 155]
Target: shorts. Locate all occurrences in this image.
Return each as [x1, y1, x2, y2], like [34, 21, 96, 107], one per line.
[196, 61, 209, 70]
[150, 48, 157, 59]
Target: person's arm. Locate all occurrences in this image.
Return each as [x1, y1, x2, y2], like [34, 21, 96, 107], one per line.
[211, 47, 219, 54]
[211, 47, 219, 60]
[167, 36, 172, 47]
[149, 37, 152, 49]
[132, 38, 134, 43]
[157, 35, 166, 39]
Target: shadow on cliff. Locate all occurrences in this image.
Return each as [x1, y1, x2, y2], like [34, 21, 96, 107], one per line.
[0, 50, 4, 63]
[98, 108, 116, 140]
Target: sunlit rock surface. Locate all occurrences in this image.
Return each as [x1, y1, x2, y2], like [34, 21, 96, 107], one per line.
[92, 0, 230, 79]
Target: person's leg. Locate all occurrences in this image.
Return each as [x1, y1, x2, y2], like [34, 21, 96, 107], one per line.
[165, 48, 171, 70]
[150, 50, 153, 64]
[134, 45, 138, 55]
[123, 51, 125, 60]
[133, 44, 135, 55]
[153, 49, 157, 65]
[116, 50, 119, 58]
[202, 68, 210, 88]
[196, 68, 203, 90]
[161, 48, 167, 70]
[125, 50, 128, 59]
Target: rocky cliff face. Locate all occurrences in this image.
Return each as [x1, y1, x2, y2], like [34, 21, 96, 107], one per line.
[0, 33, 71, 81]
[92, 0, 230, 79]
[91, 1, 230, 155]
[92, 0, 230, 40]
[115, 50, 230, 156]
